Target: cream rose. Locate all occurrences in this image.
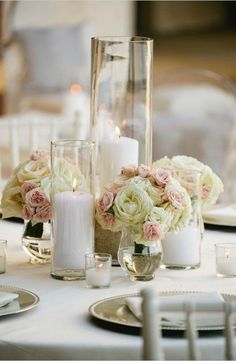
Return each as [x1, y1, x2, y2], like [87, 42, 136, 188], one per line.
[114, 184, 153, 226]
[51, 158, 86, 194]
[17, 159, 50, 184]
[201, 165, 223, 207]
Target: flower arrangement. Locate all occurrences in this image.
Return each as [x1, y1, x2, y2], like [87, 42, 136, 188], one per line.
[1, 149, 85, 224]
[96, 163, 192, 246]
[152, 155, 223, 207]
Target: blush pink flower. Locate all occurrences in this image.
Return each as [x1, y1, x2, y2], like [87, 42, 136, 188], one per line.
[202, 184, 212, 199]
[143, 221, 163, 241]
[167, 189, 186, 209]
[138, 164, 150, 178]
[22, 204, 35, 220]
[33, 203, 52, 223]
[150, 168, 171, 186]
[121, 164, 138, 178]
[102, 212, 115, 227]
[98, 191, 114, 212]
[30, 150, 48, 161]
[25, 188, 48, 207]
[21, 182, 38, 199]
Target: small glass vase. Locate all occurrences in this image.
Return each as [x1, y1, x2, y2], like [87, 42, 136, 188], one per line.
[117, 229, 162, 281]
[161, 169, 203, 270]
[22, 220, 51, 264]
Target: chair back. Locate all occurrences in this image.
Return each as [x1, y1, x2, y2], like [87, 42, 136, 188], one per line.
[0, 112, 62, 179]
[141, 288, 236, 360]
[153, 68, 236, 201]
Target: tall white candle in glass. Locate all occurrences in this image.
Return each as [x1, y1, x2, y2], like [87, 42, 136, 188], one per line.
[100, 127, 139, 189]
[53, 190, 94, 269]
[51, 140, 95, 280]
[216, 244, 236, 277]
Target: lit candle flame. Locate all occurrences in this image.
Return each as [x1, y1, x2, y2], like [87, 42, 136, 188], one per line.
[115, 126, 121, 138]
[72, 178, 77, 192]
[70, 84, 81, 94]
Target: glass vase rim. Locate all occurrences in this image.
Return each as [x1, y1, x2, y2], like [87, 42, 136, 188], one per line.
[51, 139, 95, 148]
[92, 36, 153, 44]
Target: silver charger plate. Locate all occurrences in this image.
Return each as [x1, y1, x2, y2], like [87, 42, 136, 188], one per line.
[0, 285, 40, 317]
[89, 291, 236, 331]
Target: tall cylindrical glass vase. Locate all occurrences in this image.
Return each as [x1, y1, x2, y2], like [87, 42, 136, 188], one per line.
[51, 140, 95, 280]
[91, 36, 153, 260]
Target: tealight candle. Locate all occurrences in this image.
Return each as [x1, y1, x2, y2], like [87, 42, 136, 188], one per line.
[215, 243, 236, 277]
[85, 253, 112, 288]
[0, 240, 7, 274]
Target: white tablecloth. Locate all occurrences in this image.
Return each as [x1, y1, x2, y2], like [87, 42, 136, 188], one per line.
[0, 219, 236, 360]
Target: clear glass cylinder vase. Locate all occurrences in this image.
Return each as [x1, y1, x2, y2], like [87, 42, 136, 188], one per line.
[91, 36, 153, 261]
[91, 36, 153, 193]
[117, 228, 162, 281]
[50, 140, 95, 280]
[161, 169, 203, 269]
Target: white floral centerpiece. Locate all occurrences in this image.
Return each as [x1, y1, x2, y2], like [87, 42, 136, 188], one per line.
[96, 164, 192, 245]
[1, 149, 85, 255]
[152, 155, 224, 207]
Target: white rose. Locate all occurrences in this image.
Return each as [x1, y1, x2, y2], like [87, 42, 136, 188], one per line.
[114, 184, 153, 226]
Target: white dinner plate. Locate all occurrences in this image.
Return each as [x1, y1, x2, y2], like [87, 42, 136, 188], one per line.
[203, 203, 236, 227]
[0, 285, 39, 317]
[89, 291, 236, 331]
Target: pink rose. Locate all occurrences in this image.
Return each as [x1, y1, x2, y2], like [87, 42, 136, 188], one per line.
[30, 150, 48, 161]
[21, 182, 38, 199]
[143, 221, 163, 241]
[138, 164, 150, 178]
[167, 189, 186, 209]
[121, 164, 138, 178]
[33, 203, 52, 223]
[22, 204, 35, 220]
[98, 191, 114, 212]
[25, 188, 48, 207]
[102, 212, 115, 227]
[150, 168, 171, 186]
[202, 184, 212, 200]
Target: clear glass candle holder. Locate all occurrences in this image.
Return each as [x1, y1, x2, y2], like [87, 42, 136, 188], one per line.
[85, 253, 112, 288]
[51, 140, 95, 281]
[215, 243, 236, 277]
[91, 36, 153, 194]
[0, 240, 7, 274]
[161, 169, 202, 270]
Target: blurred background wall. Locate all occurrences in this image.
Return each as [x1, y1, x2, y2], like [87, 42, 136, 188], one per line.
[0, 0, 236, 114]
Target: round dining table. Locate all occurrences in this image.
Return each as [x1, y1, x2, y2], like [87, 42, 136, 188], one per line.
[0, 218, 235, 360]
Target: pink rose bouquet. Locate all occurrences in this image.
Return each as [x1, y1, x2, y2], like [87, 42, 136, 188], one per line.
[96, 163, 192, 245]
[1, 150, 52, 223]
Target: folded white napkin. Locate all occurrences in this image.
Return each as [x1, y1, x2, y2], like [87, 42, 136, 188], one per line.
[203, 204, 236, 225]
[126, 292, 225, 327]
[0, 291, 19, 308]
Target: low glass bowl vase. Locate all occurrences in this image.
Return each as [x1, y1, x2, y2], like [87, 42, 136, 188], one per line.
[22, 220, 51, 264]
[117, 229, 162, 281]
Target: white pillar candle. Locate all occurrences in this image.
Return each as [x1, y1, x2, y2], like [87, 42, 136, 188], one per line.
[53, 191, 94, 269]
[162, 226, 201, 266]
[216, 257, 236, 276]
[86, 266, 111, 287]
[100, 136, 139, 189]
